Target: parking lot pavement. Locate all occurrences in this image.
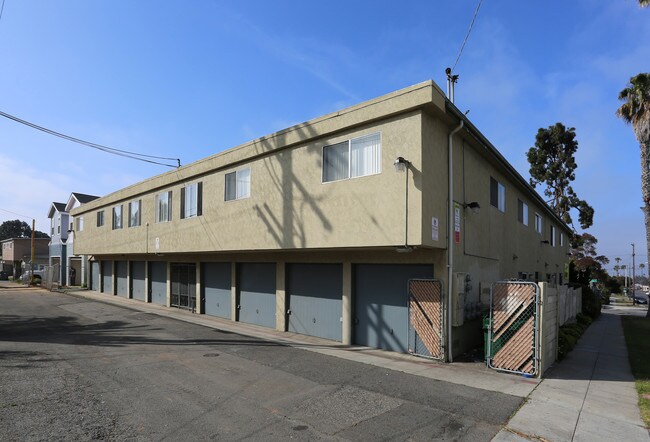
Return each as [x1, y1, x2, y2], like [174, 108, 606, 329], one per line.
[1, 288, 525, 441]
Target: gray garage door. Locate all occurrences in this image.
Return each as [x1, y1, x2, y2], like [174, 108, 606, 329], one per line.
[237, 263, 276, 329]
[116, 261, 128, 298]
[287, 263, 342, 341]
[91, 261, 99, 291]
[150, 261, 167, 306]
[131, 261, 146, 302]
[354, 264, 433, 352]
[102, 261, 113, 295]
[203, 262, 231, 319]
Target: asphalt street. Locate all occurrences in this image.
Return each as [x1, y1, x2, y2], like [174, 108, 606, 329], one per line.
[0, 287, 523, 441]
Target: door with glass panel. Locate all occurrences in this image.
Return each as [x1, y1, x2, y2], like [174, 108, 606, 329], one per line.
[171, 263, 196, 311]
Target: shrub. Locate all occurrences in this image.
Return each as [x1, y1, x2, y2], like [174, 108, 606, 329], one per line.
[582, 285, 602, 319]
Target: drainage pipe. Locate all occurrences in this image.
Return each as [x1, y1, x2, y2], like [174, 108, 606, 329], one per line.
[447, 119, 464, 363]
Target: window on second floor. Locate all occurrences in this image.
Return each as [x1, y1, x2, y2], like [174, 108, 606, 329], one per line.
[181, 182, 202, 218]
[155, 191, 172, 223]
[517, 199, 528, 226]
[490, 177, 505, 212]
[322, 132, 381, 183]
[75, 217, 84, 232]
[560, 232, 565, 247]
[112, 205, 123, 230]
[550, 225, 556, 246]
[97, 210, 105, 227]
[225, 169, 251, 201]
[129, 200, 141, 227]
[535, 213, 543, 234]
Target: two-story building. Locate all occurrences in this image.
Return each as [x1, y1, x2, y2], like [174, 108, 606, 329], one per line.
[71, 80, 571, 360]
[48, 192, 99, 286]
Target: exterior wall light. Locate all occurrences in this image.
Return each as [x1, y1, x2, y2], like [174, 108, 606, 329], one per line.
[462, 201, 481, 214]
[394, 156, 411, 252]
[540, 240, 550, 244]
[394, 156, 410, 172]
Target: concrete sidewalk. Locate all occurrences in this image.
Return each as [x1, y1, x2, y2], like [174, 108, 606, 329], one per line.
[494, 306, 649, 441]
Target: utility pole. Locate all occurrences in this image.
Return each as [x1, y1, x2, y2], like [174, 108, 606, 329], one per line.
[30, 219, 35, 285]
[632, 243, 636, 302]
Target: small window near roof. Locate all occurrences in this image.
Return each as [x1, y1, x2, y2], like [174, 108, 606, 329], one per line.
[129, 200, 141, 227]
[97, 210, 104, 227]
[155, 191, 173, 223]
[517, 200, 528, 226]
[112, 205, 123, 230]
[322, 133, 381, 183]
[181, 182, 203, 218]
[490, 177, 505, 212]
[225, 169, 250, 201]
[535, 213, 543, 234]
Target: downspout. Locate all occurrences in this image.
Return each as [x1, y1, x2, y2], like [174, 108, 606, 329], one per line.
[447, 119, 464, 363]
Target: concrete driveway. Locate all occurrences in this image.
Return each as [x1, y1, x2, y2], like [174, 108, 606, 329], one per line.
[0, 287, 524, 441]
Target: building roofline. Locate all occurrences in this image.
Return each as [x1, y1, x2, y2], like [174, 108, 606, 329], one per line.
[444, 100, 572, 233]
[72, 81, 446, 215]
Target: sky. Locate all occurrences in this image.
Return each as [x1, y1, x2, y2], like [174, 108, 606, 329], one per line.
[0, 0, 648, 274]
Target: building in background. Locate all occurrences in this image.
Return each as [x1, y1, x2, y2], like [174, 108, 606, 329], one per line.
[1, 237, 50, 280]
[48, 192, 99, 286]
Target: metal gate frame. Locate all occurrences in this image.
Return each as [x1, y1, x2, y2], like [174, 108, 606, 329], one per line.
[408, 279, 445, 360]
[487, 281, 540, 376]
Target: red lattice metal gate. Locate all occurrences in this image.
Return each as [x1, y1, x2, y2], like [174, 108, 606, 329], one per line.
[408, 279, 444, 360]
[487, 281, 539, 376]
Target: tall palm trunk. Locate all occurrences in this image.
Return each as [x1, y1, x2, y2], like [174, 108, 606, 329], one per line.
[640, 139, 650, 317]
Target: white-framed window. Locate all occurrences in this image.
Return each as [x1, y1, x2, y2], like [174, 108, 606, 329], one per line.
[112, 205, 123, 230]
[75, 216, 84, 232]
[322, 132, 381, 183]
[535, 213, 542, 234]
[517, 199, 528, 226]
[490, 177, 505, 212]
[155, 191, 173, 223]
[560, 233, 565, 247]
[225, 168, 251, 201]
[128, 200, 141, 227]
[550, 225, 556, 246]
[181, 182, 202, 218]
[97, 210, 105, 227]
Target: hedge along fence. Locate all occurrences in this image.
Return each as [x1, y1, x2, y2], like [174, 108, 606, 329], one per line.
[557, 286, 601, 361]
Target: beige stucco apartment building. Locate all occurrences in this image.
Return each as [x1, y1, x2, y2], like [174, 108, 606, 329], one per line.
[71, 80, 570, 360]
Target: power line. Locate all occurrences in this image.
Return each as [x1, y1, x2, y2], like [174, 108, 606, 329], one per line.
[0, 208, 33, 220]
[0, 0, 5, 24]
[0, 110, 181, 168]
[451, 0, 484, 73]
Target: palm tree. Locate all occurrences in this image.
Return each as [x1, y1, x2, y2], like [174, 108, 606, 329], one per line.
[614, 264, 621, 277]
[640, 263, 646, 278]
[618, 73, 650, 316]
[640, 0, 649, 7]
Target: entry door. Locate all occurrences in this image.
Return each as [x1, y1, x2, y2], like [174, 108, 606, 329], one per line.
[102, 260, 113, 295]
[149, 262, 167, 305]
[91, 262, 99, 291]
[171, 263, 196, 311]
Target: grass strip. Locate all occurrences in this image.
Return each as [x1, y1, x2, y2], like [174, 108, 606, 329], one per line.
[621, 316, 650, 428]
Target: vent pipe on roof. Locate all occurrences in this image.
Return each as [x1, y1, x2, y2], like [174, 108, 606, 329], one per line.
[445, 68, 459, 104]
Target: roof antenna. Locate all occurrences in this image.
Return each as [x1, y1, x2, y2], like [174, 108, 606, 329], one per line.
[445, 68, 459, 103]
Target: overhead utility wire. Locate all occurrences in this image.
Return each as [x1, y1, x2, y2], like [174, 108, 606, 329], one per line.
[0, 0, 5, 24]
[0, 110, 181, 168]
[451, 0, 484, 73]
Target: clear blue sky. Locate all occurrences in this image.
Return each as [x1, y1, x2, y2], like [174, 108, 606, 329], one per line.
[0, 1, 648, 272]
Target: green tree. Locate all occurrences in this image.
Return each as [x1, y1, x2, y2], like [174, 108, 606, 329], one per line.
[570, 233, 609, 285]
[0, 219, 50, 241]
[640, 0, 649, 7]
[527, 123, 594, 230]
[617, 73, 650, 317]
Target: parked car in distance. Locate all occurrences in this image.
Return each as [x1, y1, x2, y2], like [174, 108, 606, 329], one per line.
[0, 270, 9, 280]
[21, 270, 44, 284]
[633, 295, 648, 305]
